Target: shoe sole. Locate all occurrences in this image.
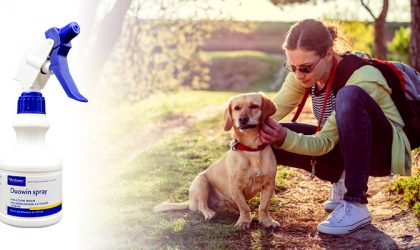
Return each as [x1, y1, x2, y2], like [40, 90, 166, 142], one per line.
[348, 218, 371, 233]
[317, 217, 371, 235]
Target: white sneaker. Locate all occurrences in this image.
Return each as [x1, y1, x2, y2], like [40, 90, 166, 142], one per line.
[317, 201, 371, 235]
[323, 178, 347, 212]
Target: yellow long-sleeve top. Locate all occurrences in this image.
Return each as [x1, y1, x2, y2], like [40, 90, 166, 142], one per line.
[272, 65, 412, 176]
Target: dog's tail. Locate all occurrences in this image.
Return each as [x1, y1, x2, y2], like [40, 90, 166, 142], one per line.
[153, 201, 189, 212]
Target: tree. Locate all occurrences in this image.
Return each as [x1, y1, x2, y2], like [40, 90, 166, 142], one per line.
[79, 0, 254, 102]
[270, 0, 390, 60]
[360, 0, 389, 60]
[410, 0, 420, 71]
[79, 0, 133, 94]
[77, 0, 101, 46]
[387, 27, 410, 64]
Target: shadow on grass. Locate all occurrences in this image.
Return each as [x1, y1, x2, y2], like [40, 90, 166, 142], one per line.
[143, 209, 288, 249]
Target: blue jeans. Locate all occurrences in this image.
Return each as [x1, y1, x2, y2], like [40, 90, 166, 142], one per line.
[273, 86, 392, 204]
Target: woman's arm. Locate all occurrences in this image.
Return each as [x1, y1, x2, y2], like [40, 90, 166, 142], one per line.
[263, 66, 401, 157]
[271, 72, 307, 121]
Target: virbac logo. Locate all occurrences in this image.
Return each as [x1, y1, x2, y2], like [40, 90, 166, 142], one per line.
[7, 175, 26, 187]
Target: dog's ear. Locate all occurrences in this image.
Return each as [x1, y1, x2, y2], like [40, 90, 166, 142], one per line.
[260, 93, 277, 124]
[224, 102, 233, 131]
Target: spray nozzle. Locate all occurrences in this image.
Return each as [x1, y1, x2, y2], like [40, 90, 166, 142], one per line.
[16, 22, 87, 106]
[45, 22, 87, 102]
[58, 22, 80, 44]
[15, 22, 87, 114]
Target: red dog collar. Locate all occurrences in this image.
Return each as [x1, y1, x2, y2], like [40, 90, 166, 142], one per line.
[231, 140, 267, 152]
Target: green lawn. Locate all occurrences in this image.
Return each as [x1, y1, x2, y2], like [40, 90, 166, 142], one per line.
[100, 90, 236, 140]
[93, 90, 291, 249]
[91, 90, 419, 249]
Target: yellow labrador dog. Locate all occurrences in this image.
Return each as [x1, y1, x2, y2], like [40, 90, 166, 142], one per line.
[153, 93, 279, 229]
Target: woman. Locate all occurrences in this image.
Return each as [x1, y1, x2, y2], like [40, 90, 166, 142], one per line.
[260, 19, 413, 235]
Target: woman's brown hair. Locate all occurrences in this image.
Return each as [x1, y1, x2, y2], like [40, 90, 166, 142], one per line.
[282, 19, 350, 57]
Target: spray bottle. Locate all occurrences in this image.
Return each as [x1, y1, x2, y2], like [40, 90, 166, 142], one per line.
[0, 22, 87, 227]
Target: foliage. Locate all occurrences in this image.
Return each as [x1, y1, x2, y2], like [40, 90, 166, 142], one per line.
[200, 50, 283, 92]
[391, 175, 420, 207]
[99, 19, 255, 102]
[341, 21, 374, 56]
[389, 156, 420, 220]
[97, 18, 408, 103]
[387, 26, 410, 64]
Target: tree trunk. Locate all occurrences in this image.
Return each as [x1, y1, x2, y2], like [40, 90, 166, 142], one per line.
[360, 0, 388, 60]
[373, 20, 387, 59]
[77, 0, 101, 46]
[81, 0, 132, 92]
[374, 0, 388, 60]
[411, 0, 420, 71]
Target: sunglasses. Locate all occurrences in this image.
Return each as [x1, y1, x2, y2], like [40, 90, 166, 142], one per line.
[284, 56, 323, 74]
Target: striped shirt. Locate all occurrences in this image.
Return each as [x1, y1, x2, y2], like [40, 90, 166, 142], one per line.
[311, 83, 336, 128]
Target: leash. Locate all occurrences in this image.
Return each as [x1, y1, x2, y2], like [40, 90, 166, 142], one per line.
[291, 90, 310, 122]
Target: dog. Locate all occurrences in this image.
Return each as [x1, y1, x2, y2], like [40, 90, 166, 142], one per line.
[153, 92, 280, 229]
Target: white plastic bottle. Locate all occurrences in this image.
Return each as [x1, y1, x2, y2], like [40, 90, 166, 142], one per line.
[0, 22, 87, 227]
[0, 94, 62, 227]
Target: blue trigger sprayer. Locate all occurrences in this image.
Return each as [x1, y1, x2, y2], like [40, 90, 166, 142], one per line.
[0, 22, 87, 227]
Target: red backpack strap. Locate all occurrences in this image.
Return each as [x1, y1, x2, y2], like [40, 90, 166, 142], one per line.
[291, 88, 310, 122]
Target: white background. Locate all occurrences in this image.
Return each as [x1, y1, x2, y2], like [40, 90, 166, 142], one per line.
[0, 1, 94, 249]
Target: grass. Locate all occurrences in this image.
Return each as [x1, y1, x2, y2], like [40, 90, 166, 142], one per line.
[91, 89, 420, 248]
[92, 90, 293, 249]
[115, 90, 233, 125]
[96, 90, 235, 142]
[199, 50, 283, 65]
[389, 149, 420, 222]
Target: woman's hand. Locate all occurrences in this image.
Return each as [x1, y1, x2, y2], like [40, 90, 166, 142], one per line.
[260, 117, 287, 146]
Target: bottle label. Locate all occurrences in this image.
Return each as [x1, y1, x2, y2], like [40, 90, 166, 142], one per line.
[0, 171, 62, 218]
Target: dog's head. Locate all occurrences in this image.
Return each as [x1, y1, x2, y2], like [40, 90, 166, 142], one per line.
[224, 92, 276, 132]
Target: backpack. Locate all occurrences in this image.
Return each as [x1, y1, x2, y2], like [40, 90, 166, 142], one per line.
[293, 52, 420, 148]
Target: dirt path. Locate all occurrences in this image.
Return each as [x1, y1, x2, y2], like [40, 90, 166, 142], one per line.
[264, 103, 420, 248]
[267, 168, 420, 249]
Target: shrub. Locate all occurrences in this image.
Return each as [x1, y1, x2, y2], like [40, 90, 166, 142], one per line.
[390, 172, 420, 219]
[341, 21, 374, 56]
[387, 26, 410, 64]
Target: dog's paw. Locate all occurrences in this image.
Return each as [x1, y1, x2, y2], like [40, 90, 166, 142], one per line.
[202, 209, 216, 220]
[234, 219, 251, 230]
[259, 217, 280, 228]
